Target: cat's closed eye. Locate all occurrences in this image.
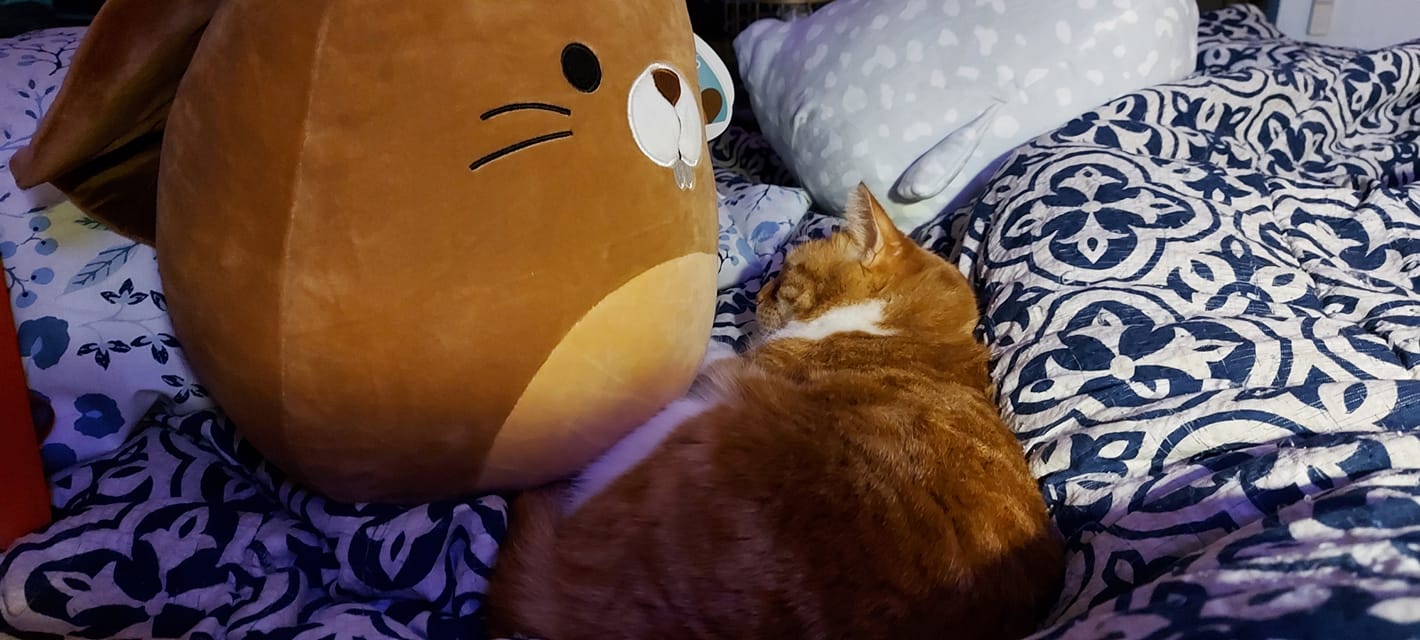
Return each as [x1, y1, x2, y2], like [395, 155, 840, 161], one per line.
[771, 270, 813, 306]
[757, 278, 780, 303]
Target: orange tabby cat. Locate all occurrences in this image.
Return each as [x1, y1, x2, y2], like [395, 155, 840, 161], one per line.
[485, 184, 1063, 640]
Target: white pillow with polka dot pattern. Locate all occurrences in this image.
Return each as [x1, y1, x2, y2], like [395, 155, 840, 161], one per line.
[735, 0, 1199, 230]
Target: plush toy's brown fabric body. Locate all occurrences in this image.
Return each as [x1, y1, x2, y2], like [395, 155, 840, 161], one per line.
[13, 0, 719, 503]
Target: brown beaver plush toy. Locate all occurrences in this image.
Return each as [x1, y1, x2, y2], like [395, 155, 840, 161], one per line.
[11, 0, 724, 504]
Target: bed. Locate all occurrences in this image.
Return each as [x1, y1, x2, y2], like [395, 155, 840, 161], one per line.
[2, 4, 1418, 638]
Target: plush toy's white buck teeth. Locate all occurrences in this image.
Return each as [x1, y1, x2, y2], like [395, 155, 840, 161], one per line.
[628, 63, 703, 190]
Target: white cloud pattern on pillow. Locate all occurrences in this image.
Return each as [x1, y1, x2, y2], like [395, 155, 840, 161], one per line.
[735, 0, 1199, 231]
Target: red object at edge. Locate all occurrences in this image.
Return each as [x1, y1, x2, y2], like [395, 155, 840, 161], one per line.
[0, 254, 50, 550]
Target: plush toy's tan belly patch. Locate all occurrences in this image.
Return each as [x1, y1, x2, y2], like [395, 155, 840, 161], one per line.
[476, 251, 717, 490]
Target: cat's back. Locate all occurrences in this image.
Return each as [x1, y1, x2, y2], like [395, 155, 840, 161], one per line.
[533, 344, 1060, 640]
[729, 339, 1061, 638]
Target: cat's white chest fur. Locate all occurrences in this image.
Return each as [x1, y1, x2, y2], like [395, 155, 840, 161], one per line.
[565, 396, 714, 514]
[766, 299, 895, 342]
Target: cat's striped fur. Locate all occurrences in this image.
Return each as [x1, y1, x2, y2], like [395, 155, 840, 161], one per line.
[486, 184, 1063, 640]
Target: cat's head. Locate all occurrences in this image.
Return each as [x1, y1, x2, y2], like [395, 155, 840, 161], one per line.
[757, 183, 979, 340]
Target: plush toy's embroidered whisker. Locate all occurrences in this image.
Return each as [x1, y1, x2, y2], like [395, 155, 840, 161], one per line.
[469, 131, 574, 171]
[480, 102, 573, 120]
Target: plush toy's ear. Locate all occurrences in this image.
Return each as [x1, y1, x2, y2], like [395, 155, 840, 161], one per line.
[9, 0, 221, 244]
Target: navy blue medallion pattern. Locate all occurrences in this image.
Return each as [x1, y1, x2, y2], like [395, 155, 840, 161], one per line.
[2, 408, 509, 639]
[946, 6, 1420, 638]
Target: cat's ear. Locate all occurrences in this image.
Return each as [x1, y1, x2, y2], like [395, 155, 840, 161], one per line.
[844, 182, 904, 267]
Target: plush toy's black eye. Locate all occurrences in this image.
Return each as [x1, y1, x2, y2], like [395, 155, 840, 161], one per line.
[562, 43, 602, 93]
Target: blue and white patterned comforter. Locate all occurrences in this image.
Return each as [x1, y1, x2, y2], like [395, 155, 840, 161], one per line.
[4, 6, 1419, 639]
[934, 7, 1420, 637]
